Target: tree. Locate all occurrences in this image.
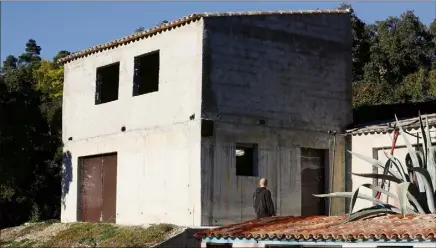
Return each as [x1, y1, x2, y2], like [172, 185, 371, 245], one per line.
[18, 39, 42, 66]
[33, 60, 64, 100]
[135, 26, 145, 32]
[2, 55, 18, 72]
[339, 3, 371, 82]
[374, 11, 432, 84]
[0, 40, 62, 228]
[53, 50, 71, 64]
[345, 2, 436, 106]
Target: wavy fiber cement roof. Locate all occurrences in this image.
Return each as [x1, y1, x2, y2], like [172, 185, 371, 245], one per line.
[348, 113, 436, 135]
[195, 214, 436, 242]
[58, 9, 350, 64]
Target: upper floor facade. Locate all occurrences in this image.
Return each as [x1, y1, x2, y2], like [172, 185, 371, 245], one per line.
[61, 9, 353, 143]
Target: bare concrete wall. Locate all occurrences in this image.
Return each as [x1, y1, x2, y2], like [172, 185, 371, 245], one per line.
[200, 14, 352, 225]
[200, 122, 345, 226]
[61, 20, 204, 226]
[201, 13, 352, 131]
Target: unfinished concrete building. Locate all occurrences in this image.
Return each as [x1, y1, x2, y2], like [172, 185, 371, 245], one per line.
[59, 9, 352, 226]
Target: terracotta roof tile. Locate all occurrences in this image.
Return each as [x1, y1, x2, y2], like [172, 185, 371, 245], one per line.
[58, 9, 350, 64]
[194, 214, 436, 242]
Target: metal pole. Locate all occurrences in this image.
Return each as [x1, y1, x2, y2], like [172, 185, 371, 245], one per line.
[329, 131, 337, 216]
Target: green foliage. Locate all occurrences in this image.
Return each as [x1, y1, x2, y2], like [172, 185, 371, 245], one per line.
[316, 113, 436, 221]
[135, 26, 145, 32]
[29, 204, 41, 223]
[341, 3, 436, 107]
[33, 60, 64, 100]
[0, 39, 66, 228]
[53, 50, 71, 64]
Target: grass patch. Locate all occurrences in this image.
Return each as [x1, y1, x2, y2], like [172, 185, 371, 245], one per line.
[43, 222, 176, 247]
[19, 222, 51, 237]
[0, 239, 37, 248]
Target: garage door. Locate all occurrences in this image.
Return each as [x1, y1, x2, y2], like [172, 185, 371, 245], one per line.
[79, 153, 117, 223]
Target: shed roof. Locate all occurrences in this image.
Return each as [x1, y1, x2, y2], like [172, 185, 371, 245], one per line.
[347, 113, 436, 135]
[58, 9, 350, 64]
[194, 214, 436, 242]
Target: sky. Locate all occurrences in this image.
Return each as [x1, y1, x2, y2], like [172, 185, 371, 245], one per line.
[1, 1, 435, 62]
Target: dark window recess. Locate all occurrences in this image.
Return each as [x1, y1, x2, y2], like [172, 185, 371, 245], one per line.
[235, 143, 258, 177]
[95, 63, 120, 105]
[201, 119, 214, 137]
[301, 148, 328, 216]
[133, 51, 159, 96]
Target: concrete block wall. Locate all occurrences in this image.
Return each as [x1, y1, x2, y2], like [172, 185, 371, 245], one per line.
[201, 13, 352, 131]
[200, 122, 347, 226]
[199, 13, 352, 225]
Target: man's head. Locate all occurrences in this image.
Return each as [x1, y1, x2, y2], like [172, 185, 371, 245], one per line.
[259, 178, 267, 187]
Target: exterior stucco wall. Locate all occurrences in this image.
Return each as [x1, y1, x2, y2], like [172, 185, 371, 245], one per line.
[62, 123, 201, 226]
[61, 20, 204, 226]
[350, 127, 436, 212]
[62, 20, 204, 142]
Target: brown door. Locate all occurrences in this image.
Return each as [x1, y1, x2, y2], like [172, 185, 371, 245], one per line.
[102, 154, 117, 222]
[81, 156, 103, 222]
[80, 153, 117, 223]
[301, 148, 327, 216]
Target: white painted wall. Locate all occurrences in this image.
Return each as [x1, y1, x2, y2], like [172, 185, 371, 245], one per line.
[61, 20, 204, 226]
[62, 20, 204, 142]
[351, 127, 436, 212]
[62, 123, 201, 226]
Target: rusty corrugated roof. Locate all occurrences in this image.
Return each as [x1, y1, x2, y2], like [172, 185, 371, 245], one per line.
[58, 9, 350, 64]
[194, 214, 436, 242]
[347, 113, 436, 135]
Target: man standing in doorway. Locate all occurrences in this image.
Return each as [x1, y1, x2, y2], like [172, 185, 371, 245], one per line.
[253, 178, 275, 219]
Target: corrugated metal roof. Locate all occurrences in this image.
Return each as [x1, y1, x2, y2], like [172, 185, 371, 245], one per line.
[347, 113, 436, 135]
[58, 9, 350, 64]
[194, 214, 436, 242]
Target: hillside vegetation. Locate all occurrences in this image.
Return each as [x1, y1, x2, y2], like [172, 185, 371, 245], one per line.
[0, 221, 179, 248]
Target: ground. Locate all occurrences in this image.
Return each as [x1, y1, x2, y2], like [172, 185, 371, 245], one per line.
[0, 220, 180, 247]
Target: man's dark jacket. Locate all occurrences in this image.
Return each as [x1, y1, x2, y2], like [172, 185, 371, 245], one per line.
[253, 187, 275, 219]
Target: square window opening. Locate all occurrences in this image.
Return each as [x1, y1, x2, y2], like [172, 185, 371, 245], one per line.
[133, 50, 160, 96]
[201, 119, 214, 137]
[235, 143, 258, 177]
[95, 62, 120, 105]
